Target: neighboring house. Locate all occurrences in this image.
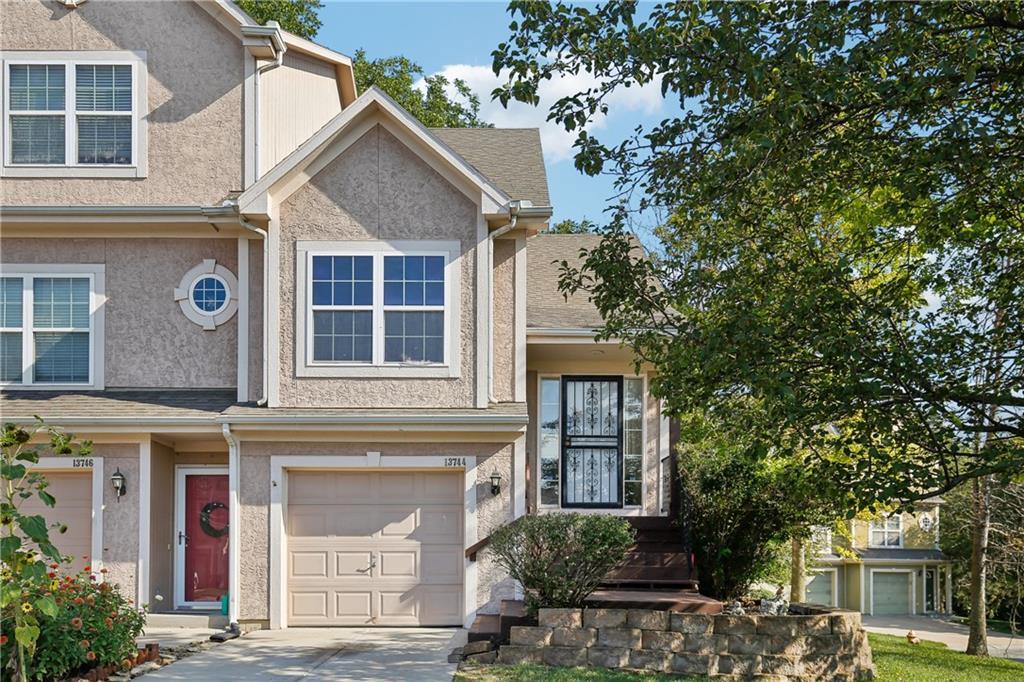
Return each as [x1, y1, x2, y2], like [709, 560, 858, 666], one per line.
[0, 0, 674, 630]
[807, 501, 952, 616]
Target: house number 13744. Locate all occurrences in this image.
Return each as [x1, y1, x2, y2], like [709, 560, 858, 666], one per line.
[444, 457, 466, 468]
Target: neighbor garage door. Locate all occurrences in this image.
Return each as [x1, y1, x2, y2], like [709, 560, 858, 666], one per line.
[22, 471, 92, 574]
[806, 571, 834, 606]
[286, 470, 463, 626]
[873, 572, 911, 615]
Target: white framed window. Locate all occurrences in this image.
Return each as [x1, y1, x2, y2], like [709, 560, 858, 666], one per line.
[297, 240, 461, 378]
[1, 51, 148, 178]
[0, 266, 104, 389]
[869, 515, 903, 548]
[622, 377, 644, 507]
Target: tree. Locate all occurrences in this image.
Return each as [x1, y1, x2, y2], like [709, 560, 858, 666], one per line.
[353, 50, 490, 128]
[236, 0, 322, 39]
[543, 218, 598, 235]
[493, 1, 1023, 507]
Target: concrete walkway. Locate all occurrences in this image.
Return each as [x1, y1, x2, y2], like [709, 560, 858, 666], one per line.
[863, 615, 1024, 661]
[141, 627, 464, 681]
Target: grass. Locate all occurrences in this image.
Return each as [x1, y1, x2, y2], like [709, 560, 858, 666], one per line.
[868, 633, 1024, 681]
[454, 665, 684, 681]
[453, 636, 1024, 682]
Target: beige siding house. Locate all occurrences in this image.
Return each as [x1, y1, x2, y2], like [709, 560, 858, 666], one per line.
[0, 0, 675, 630]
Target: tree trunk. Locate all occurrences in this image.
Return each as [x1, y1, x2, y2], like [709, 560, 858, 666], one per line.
[966, 474, 991, 656]
[790, 536, 806, 602]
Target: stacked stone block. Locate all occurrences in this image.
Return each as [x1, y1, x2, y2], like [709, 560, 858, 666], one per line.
[497, 606, 874, 680]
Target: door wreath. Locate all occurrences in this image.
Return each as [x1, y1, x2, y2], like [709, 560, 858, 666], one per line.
[199, 501, 229, 537]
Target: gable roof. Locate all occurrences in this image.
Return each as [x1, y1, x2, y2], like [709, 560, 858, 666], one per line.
[430, 128, 550, 207]
[526, 233, 606, 329]
[237, 87, 517, 217]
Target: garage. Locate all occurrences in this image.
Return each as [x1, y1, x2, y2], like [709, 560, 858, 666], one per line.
[806, 571, 834, 606]
[872, 571, 912, 615]
[22, 471, 92, 574]
[286, 470, 464, 626]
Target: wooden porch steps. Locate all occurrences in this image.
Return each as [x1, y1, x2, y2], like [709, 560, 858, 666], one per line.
[585, 588, 722, 614]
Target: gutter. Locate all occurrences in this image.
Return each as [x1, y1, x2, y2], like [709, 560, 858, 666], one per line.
[221, 424, 241, 631]
[0, 205, 238, 219]
[251, 21, 286, 183]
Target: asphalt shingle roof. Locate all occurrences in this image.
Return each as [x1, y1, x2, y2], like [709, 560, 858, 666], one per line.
[430, 128, 550, 207]
[0, 389, 237, 420]
[526, 233, 606, 329]
[854, 548, 947, 561]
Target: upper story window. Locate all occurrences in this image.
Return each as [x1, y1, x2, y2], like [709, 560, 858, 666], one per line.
[298, 241, 461, 378]
[0, 267, 105, 389]
[869, 515, 902, 548]
[1, 52, 147, 178]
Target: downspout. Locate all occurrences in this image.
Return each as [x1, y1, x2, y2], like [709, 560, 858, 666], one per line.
[253, 21, 286, 183]
[487, 201, 521, 402]
[222, 424, 241, 633]
[238, 216, 269, 406]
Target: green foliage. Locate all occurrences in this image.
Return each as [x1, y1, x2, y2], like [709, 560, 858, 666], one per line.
[494, 1, 1024, 507]
[488, 513, 634, 615]
[941, 481, 1024, 628]
[2, 565, 146, 681]
[353, 50, 491, 128]
[676, 404, 846, 601]
[235, 0, 322, 39]
[1, 420, 92, 681]
[543, 218, 598, 235]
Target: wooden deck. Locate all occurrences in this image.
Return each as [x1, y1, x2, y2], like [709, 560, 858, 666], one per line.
[585, 588, 723, 614]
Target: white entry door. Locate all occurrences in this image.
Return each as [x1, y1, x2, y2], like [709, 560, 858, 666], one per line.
[286, 470, 463, 626]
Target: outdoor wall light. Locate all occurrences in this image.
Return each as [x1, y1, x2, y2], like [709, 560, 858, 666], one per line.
[111, 468, 127, 501]
[490, 471, 502, 496]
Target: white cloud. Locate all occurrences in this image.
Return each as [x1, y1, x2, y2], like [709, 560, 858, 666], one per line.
[417, 64, 665, 164]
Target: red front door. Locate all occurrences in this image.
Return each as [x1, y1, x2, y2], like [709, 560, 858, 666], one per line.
[183, 473, 229, 604]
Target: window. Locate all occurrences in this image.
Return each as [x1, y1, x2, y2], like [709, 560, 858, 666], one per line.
[623, 378, 644, 507]
[3, 54, 145, 177]
[538, 377, 560, 506]
[0, 271, 100, 387]
[306, 248, 451, 367]
[189, 275, 230, 315]
[869, 515, 902, 547]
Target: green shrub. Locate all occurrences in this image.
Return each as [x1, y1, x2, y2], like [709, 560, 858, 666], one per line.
[488, 513, 634, 615]
[1, 563, 146, 681]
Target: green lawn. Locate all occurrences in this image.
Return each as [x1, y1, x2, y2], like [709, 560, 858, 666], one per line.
[869, 632, 1024, 681]
[949, 615, 1021, 636]
[454, 635, 1024, 682]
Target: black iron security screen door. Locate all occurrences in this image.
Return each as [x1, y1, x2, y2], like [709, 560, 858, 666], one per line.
[562, 376, 624, 508]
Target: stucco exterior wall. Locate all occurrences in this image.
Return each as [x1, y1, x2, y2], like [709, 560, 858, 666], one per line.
[492, 239, 516, 403]
[259, 51, 342, 173]
[98, 443, 139, 603]
[236, 439, 512, 623]
[1, 237, 238, 388]
[0, 0, 244, 206]
[277, 125, 480, 408]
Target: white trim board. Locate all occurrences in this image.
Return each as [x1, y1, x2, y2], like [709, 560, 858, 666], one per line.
[268, 453, 478, 629]
[33, 456, 104, 579]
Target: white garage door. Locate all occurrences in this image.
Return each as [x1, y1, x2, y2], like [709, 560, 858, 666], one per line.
[806, 571, 834, 606]
[873, 572, 911, 615]
[22, 471, 92, 574]
[286, 470, 463, 626]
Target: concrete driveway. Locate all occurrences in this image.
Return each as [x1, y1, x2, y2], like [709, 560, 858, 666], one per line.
[142, 627, 465, 681]
[863, 615, 1024, 661]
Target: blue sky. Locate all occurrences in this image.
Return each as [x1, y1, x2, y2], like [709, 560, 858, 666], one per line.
[315, 1, 667, 227]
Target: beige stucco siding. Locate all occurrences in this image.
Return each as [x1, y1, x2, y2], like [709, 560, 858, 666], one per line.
[1, 237, 238, 388]
[1, 0, 244, 205]
[236, 440, 513, 623]
[98, 443, 140, 602]
[492, 239, 516, 403]
[259, 51, 342, 174]
[277, 125, 479, 408]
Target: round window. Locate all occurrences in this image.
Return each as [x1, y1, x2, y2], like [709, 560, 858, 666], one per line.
[189, 275, 230, 315]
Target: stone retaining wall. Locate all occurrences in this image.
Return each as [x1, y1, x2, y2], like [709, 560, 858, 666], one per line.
[497, 606, 874, 680]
